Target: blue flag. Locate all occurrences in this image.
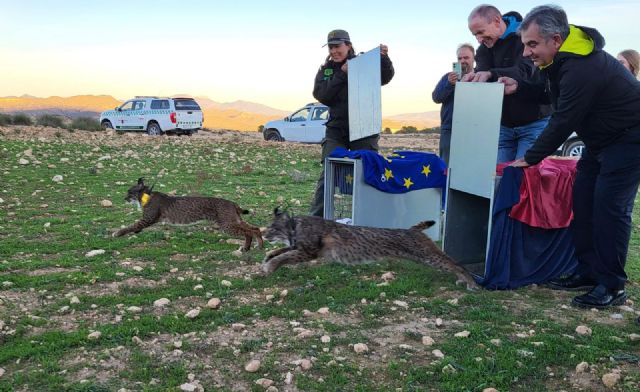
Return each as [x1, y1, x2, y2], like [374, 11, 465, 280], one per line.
[329, 148, 447, 194]
[332, 160, 354, 195]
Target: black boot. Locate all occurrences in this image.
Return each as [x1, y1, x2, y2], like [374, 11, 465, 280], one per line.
[571, 284, 627, 309]
[546, 273, 596, 291]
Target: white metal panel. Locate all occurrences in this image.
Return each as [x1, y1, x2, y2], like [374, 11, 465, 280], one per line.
[448, 82, 503, 198]
[324, 158, 441, 241]
[348, 47, 382, 142]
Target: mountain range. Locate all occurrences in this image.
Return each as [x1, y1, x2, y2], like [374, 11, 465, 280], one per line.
[0, 95, 440, 131]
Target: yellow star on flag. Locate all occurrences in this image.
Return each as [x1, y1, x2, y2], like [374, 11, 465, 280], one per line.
[345, 174, 353, 184]
[384, 157, 393, 163]
[403, 177, 414, 189]
[384, 168, 393, 180]
[421, 165, 432, 177]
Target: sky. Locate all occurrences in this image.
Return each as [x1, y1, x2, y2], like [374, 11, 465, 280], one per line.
[1, 0, 639, 115]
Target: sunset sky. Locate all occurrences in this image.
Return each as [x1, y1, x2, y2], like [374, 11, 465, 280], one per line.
[1, 0, 639, 115]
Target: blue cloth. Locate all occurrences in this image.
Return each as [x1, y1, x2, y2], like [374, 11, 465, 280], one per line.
[500, 15, 520, 39]
[497, 117, 549, 163]
[479, 166, 578, 289]
[329, 147, 447, 194]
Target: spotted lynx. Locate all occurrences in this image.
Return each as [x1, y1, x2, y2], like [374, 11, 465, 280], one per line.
[113, 178, 263, 251]
[262, 209, 478, 289]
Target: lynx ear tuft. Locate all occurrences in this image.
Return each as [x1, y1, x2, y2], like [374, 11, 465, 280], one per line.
[137, 177, 145, 185]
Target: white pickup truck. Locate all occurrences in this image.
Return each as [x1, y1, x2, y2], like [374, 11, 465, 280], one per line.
[100, 97, 203, 135]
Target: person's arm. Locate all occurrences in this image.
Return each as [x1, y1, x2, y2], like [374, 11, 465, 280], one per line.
[515, 78, 551, 104]
[312, 64, 346, 106]
[524, 65, 600, 165]
[432, 73, 455, 103]
[474, 41, 535, 81]
[380, 53, 395, 85]
[499, 76, 551, 104]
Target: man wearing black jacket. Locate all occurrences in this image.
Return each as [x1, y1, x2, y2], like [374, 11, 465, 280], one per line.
[466, 5, 550, 163]
[501, 5, 640, 309]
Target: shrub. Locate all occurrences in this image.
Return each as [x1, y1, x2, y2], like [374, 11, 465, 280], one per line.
[11, 113, 33, 126]
[70, 117, 102, 131]
[0, 113, 12, 126]
[36, 114, 66, 128]
[396, 126, 419, 134]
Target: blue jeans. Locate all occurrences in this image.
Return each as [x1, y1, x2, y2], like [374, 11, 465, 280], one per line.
[497, 117, 550, 163]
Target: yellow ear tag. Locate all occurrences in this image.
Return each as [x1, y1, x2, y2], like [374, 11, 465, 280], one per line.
[141, 193, 151, 207]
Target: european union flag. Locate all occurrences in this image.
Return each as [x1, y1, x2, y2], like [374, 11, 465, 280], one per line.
[329, 147, 447, 194]
[332, 161, 354, 195]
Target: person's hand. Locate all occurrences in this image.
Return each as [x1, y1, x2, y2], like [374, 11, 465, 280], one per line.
[462, 72, 475, 82]
[510, 158, 530, 167]
[447, 72, 458, 85]
[498, 76, 518, 95]
[471, 71, 492, 82]
[341, 62, 348, 73]
[379, 44, 388, 56]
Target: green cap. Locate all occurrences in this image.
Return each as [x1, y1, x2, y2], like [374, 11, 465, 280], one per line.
[324, 29, 351, 46]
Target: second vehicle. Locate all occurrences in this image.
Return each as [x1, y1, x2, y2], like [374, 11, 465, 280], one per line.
[263, 103, 328, 143]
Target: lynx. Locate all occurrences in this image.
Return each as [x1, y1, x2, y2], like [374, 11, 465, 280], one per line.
[261, 208, 478, 289]
[113, 178, 263, 251]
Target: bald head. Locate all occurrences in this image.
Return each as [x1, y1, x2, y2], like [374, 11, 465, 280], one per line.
[468, 4, 502, 23]
[468, 4, 505, 48]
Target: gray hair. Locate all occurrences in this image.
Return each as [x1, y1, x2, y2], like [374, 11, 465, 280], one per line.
[468, 4, 502, 23]
[519, 5, 570, 40]
[457, 43, 476, 56]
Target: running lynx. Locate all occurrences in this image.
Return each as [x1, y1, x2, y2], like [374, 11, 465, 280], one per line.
[113, 178, 263, 251]
[261, 208, 478, 289]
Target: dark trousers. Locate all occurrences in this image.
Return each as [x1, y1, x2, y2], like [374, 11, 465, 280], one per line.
[309, 129, 380, 217]
[439, 128, 451, 166]
[571, 142, 640, 290]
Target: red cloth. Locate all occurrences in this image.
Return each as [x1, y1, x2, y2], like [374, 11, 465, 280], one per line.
[505, 158, 578, 229]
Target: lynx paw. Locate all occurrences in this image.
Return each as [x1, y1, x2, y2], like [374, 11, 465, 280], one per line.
[261, 261, 276, 276]
[456, 278, 480, 291]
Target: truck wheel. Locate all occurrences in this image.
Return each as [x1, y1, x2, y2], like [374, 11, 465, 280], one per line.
[101, 120, 113, 130]
[264, 129, 283, 142]
[562, 139, 585, 157]
[147, 122, 162, 136]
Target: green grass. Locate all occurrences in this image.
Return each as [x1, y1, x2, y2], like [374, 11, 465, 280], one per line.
[0, 131, 639, 391]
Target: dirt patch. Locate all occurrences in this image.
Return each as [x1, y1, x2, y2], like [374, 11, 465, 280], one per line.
[60, 345, 131, 385]
[26, 267, 81, 276]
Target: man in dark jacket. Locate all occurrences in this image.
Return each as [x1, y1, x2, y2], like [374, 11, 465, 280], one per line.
[466, 5, 550, 163]
[309, 29, 394, 217]
[502, 5, 640, 309]
[432, 43, 475, 165]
